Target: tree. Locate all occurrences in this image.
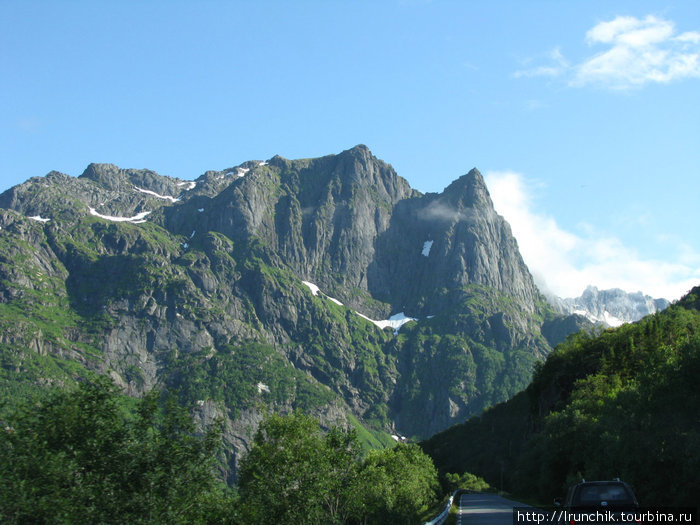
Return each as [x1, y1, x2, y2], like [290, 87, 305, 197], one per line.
[0, 376, 236, 524]
[237, 412, 445, 524]
[359, 443, 439, 524]
[444, 471, 491, 492]
[238, 412, 363, 524]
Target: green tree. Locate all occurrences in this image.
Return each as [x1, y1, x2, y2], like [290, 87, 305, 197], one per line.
[0, 376, 236, 524]
[238, 412, 363, 524]
[238, 413, 440, 524]
[444, 471, 491, 492]
[359, 443, 440, 524]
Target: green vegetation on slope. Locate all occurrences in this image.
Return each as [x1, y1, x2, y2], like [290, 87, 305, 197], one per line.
[422, 285, 700, 507]
[164, 341, 336, 417]
[0, 377, 236, 524]
[391, 284, 551, 438]
[238, 412, 440, 524]
[0, 377, 442, 524]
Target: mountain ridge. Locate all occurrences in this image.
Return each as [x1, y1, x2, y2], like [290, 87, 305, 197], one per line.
[549, 285, 670, 327]
[0, 145, 579, 480]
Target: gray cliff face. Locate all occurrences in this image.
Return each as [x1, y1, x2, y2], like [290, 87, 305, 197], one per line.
[0, 145, 572, 477]
[551, 285, 670, 326]
[165, 145, 418, 316]
[369, 169, 539, 316]
[163, 147, 539, 319]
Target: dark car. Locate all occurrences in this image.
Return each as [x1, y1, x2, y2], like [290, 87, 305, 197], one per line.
[555, 480, 639, 521]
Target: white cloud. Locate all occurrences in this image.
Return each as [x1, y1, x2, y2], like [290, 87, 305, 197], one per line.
[514, 48, 569, 78]
[585, 15, 673, 46]
[484, 171, 699, 301]
[517, 15, 700, 90]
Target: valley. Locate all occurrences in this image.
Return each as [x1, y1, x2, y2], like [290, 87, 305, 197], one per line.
[0, 145, 694, 520]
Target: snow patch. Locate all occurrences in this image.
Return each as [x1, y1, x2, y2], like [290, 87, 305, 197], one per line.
[181, 242, 189, 249]
[133, 186, 181, 203]
[302, 281, 320, 296]
[198, 208, 204, 213]
[257, 382, 270, 394]
[603, 311, 624, 328]
[177, 181, 197, 191]
[190, 230, 196, 238]
[357, 312, 417, 334]
[573, 308, 625, 327]
[236, 167, 250, 177]
[421, 240, 434, 257]
[258, 161, 268, 166]
[302, 280, 417, 334]
[89, 208, 151, 223]
[302, 281, 343, 305]
[29, 215, 50, 223]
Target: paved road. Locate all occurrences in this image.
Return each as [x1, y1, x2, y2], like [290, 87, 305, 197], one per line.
[457, 493, 535, 525]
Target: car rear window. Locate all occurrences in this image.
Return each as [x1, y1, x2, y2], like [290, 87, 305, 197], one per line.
[575, 484, 634, 505]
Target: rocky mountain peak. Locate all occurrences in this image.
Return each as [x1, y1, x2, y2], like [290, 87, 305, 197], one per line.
[79, 163, 185, 198]
[79, 163, 123, 188]
[340, 143, 372, 162]
[550, 285, 670, 326]
[441, 168, 493, 210]
[333, 145, 402, 191]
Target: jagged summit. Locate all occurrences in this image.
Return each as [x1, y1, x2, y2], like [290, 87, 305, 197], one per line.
[79, 162, 122, 180]
[550, 285, 670, 326]
[441, 168, 493, 208]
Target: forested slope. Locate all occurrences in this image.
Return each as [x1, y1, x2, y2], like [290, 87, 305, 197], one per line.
[422, 285, 700, 507]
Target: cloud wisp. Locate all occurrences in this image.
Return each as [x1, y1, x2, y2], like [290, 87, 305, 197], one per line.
[484, 171, 699, 301]
[516, 15, 700, 90]
[514, 48, 569, 79]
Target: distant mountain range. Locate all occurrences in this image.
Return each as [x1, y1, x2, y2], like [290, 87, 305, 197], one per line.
[548, 285, 670, 327]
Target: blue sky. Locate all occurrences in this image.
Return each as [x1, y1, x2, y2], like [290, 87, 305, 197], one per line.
[2, 1, 699, 300]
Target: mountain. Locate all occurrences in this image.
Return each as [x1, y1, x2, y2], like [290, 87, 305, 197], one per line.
[421, 285, 700, 507]
[549, 285, 670, 327]
[0, 145, 577, 481]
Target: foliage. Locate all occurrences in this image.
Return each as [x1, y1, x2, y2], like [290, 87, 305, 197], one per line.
[0, 377, 443, 525]
[421, 390, 531, 492]
[444, 471, 491, 492]
[359, 443, 440, 524]
[238, 412, 439, 524]
[0, 376, 237, 524]
[238, 413, 361, 524]
[346, 412, 397, 453]
[394, 284, 550, 438]
[165, 342, 335, 417]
